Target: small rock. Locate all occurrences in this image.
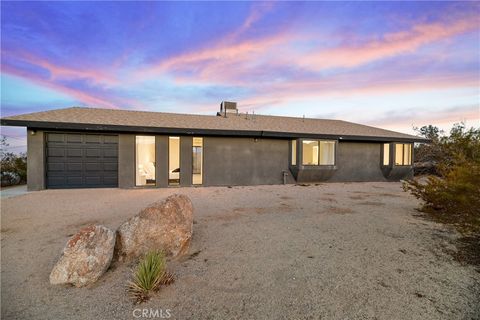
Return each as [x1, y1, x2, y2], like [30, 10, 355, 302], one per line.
[50, 225, 115, 287]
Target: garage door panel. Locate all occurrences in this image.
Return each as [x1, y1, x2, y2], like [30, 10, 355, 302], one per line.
[103, 162, 118, 171]
[48, 147, 65, 157]
[103, 148, 118, 158]
[86, 135, 101, 144]
[103, 176, 118, 185]
[85, 163, 102, 171]
[104, 136, 118, 144]
[47, 162, 65, 171]
[85, 149, 102, 157]
[47, 176, 66, 186]
[66, 149, 83, 157]
[46, 133, 118, 189]
[47, 133, 65, 143]
[67, 176, 83, 185]
[66, 134, 83, 143]
[85, 176, 101, 185]
[67, 163, 83, 171]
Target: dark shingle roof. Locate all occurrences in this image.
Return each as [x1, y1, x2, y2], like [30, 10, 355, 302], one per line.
[0, 107, 425, 142]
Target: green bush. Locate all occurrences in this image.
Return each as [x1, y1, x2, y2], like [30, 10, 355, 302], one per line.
[128, 251, 174, 304]
[404, 123, 480, 233]
[1, 136, 27, 187]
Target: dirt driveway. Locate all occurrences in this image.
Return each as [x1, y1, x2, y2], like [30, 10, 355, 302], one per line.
[1, 182, 479, 320]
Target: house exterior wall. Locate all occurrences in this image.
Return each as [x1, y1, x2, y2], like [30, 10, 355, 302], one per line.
[118, 134, 135, 188]
[180, 137, 193, 186]
[26, 129, 45, 191]
[203, 137, 294, 186]
[329, 142, 387, 182]
[25, 130, 414, 190]
[155, 136, 169, 187]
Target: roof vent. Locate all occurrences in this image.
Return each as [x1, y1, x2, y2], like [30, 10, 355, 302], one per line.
[217, 101, 238, 117]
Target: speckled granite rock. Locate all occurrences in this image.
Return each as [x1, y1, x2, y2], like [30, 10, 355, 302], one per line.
[49, 225, 115, 287]
[115, 194, 193, 261]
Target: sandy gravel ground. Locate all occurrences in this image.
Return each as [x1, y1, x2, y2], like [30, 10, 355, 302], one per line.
[1, 183, 479, 320]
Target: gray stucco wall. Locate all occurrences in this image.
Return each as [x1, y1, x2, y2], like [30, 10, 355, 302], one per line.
[292, 141, 388, 182]
[27, 129, 45, 191]
[329, 142, 387, 182]
[203, 137, 294, 186]
[155, 136, 169, 187]
[180, 137, 193, 186]
[118, 134, 135, 188]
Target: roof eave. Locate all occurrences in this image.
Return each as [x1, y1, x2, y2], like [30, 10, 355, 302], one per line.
[0, 119, 427, 143]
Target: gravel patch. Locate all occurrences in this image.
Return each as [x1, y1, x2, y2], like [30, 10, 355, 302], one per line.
[1, 182, 479, 319]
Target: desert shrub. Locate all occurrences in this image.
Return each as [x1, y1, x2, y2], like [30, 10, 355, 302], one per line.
[1, 136, 27, 187]
[404, 123, 480, 233]
[128, 251, 174, 304]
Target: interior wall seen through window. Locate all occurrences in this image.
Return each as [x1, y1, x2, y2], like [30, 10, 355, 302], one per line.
[319, 141, 335, 165]
[302, 140, 335, 165]
[291, 140, 297, 166]
[395, 143, 412, 165]
[383, 143, 390, 166]
[169, 137, 180, 185]
[136, 136, 156, 186]
[302, 140, 319, 165]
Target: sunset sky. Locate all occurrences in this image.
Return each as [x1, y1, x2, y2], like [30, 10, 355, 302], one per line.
[1, 1, 479, 152]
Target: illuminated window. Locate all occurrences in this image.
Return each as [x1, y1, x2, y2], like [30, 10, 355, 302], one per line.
[302, 140, 319, 165]
[192, 137, 203, 185]
[302, 140, 335, 166]
[383, 143, 390, 166]
[136, 136, 155, 186]
[319, 141, 335, 165]
[395, 143, 412, 165]
[291, 140, 297, 166]
[169, 137, 180, 185]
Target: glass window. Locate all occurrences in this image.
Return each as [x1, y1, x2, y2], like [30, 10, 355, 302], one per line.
[319, 141, 335, 165]
[395, 143, 412, 165]
[169, 137, 180, 185]
[291, 140, 297, 166]
[383, 143, 390, 166]
[302, 140, 319, 165]
[404, 144, 412, 165]
[302, 139, 335, 165]
[192, 137, 203, 185]
[136, 136, 156, 186]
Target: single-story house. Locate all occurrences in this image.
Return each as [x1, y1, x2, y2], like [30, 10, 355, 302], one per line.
[0, 102, 427, 190]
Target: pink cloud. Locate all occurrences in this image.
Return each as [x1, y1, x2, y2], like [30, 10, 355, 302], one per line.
[365, 104, 480, 132]
[2, 64, 133, 109]
[2, 49, 118, 87]
[138, 9, 479, 88]
[299, 14, 479, 70]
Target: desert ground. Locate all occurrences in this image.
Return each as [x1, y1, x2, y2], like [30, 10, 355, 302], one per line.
[1, 182, 479, 320]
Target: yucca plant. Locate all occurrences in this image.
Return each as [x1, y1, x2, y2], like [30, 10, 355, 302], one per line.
[128, 250, 174, 303]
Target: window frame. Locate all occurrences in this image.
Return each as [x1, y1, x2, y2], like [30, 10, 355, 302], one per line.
[301, 139, 336, 166]
[135, 135, 156, 187]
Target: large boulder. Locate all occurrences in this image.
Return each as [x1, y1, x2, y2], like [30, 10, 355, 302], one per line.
[50, 225, 115, 287]
[115, 194, 193, 261]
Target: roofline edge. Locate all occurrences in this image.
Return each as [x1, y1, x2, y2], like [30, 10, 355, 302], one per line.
[0, 119, 429, 143]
